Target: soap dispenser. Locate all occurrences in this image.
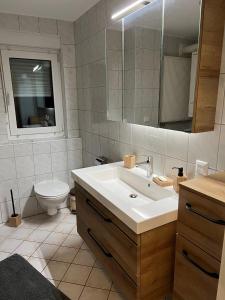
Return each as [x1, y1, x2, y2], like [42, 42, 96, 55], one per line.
[172, 167, 187, 193]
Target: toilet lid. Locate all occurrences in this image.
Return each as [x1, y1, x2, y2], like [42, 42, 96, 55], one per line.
[34, 180, 70, 198]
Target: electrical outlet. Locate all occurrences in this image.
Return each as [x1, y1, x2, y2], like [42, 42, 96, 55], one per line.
[195, 160, 209, 177]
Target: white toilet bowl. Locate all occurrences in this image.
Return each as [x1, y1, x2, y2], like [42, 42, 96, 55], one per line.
[34, 180, 70, 216]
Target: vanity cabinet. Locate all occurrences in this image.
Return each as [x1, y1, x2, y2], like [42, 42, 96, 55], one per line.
[173, 175, 225, 299]
[75, 184, 176, 300]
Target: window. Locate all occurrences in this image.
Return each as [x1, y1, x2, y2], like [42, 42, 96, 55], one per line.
[1, 50, 64, 138]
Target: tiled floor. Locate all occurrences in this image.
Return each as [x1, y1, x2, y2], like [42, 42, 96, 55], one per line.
[0, 209, 124, 300]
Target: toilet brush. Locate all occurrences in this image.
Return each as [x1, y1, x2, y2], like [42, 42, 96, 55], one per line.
[8, 189, 21, 227]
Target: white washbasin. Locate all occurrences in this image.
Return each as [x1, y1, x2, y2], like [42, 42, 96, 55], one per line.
[72, 162, 178, 234]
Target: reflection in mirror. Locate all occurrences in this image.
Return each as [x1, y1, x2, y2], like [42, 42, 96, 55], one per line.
[159, 0, 202, 132]
[106, 21, 123, 122]
[123, 0, 163, 126]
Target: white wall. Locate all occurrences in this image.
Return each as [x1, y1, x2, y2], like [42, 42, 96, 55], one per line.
[0, 13, 82, 223]
[74, 0, 225, 180]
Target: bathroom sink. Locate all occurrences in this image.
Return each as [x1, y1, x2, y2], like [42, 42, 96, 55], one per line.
[72, 162, 178, 233]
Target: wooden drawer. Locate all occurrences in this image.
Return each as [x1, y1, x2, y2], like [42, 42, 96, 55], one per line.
[75, 184, 139, 282]
[174, 235, 220, 300]
[178, 187, 225, 260]
[77, 217, 137, 300]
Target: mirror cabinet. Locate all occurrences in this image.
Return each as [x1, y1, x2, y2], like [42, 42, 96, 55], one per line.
[106, 0, 225, 133]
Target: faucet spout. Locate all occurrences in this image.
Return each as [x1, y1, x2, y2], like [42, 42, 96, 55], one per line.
[136, 155, 153, 178]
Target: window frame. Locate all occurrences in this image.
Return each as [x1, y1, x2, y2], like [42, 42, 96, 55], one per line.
[1, 50, 64, 138]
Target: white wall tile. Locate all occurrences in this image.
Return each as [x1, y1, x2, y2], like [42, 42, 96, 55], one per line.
[67, 150, 82, 170]
[0, 13, 19, 31]
[0, 144, 14, 159]
[18, 176, 35, 198]
[166, 130, 189, 161]
[14, 143, 33, 157]
[65, 88, 78, 110]
[52, 152, 68, 172]
[64, 68, 76, 89]
[67, 110, 79, 130]
[34, 154, 52, 175]
[62, 45, 76, 67]
[217, 125, 225, 171]
[19, 16, 39, 32]
[57, 21, 75, 45]
[33, 141, 51, 154]
[188, 125, 220, 169]
[0, 158, 16, 181]
[15, 156, 35, 178]
[67, 138, 82, 151]
[20, 196, 38, 218]
[39, 18, 57, 34]
[0, 180, 18, 203]
[51, 140, 67, 153]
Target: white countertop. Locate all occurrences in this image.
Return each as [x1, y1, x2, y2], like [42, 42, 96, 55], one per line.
[72, 162, 178, 234]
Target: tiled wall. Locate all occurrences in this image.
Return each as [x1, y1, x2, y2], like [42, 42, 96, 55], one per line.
[0, 13, 82, 222]
[74, 0, 225, 178]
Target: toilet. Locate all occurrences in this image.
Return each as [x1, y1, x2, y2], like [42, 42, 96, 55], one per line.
[34, 180, 70, 216]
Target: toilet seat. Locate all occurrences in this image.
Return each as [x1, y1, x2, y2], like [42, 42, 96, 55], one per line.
[34, 180, 70, 198]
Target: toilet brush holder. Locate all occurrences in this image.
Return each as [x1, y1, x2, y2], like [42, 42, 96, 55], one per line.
[8, 189, 21, 227]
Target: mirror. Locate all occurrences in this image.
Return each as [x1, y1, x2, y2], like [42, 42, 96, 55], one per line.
[106, 0, 203, 132]
[123, 0, 163, 126]
[159, 0, 202, 132]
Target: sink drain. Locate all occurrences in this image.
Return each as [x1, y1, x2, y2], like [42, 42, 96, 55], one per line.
[130, 193, 138, 198]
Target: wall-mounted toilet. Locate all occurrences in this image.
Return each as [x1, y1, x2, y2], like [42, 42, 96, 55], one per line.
[34, 180, 70, 216]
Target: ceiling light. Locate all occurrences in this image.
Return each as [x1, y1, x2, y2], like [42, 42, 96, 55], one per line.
[111, 0, 151, 20]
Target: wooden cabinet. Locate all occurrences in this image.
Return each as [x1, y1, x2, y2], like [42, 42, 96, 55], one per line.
[192, 0, 225, 132]
[174, 175, 225, 299]
[75, 184, 176, 300]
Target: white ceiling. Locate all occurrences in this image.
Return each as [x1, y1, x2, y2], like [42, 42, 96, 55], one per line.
[0, 0, 100, 21]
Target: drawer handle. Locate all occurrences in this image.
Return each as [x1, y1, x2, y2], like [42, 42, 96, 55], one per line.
[186, 203, 225, 225]
[87, 228, 112, 258]
[182, 250, 219, 279]
[86, 199, 112, 223]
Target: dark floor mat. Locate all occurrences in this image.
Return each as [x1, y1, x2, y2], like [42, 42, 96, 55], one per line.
[0, 254, 70, 300]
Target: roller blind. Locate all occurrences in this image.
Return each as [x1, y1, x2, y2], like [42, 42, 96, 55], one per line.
[9, 58, 53, 97]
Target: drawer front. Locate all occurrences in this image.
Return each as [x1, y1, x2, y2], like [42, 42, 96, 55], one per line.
[178, 188, 225, 260]
[174, 235, 220, 300]
[77, 218, 137, 300]
[75, 185, 139, 282]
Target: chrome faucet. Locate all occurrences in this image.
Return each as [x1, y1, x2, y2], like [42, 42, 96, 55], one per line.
[136, 155, 153, 178]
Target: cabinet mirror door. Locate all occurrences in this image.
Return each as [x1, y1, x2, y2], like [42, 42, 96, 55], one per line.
[159, 0, 202, 132]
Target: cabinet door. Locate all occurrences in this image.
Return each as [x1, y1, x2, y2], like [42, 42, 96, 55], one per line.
[174, 235, 220, 300]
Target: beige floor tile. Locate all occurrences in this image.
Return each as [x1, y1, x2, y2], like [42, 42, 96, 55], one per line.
[47, 279, 60, 287]
[54, 223, 74, 234]
[108, 291, 124, 300]
[22, 214, 48, 228]
[70, 225, 78, 235]
[38, 222, 58, 231]
[45, 232, 68, 245]
[27, 229, 51, 243]
[80, 287, 109, 300]
[10, 228, 34, 240]
[0, 225, 17, 237]
[32, 243, 59, 259]
[0, 238, 22, 253]
[42, 260, 70, 280]
[86, 267, 112, 290]
[62, 234, 83, 248]
[28, 257, 48, 272]
[62, 264, 92, 285]
[80, 242, 89, 250]
[0, 251, 9, 261]
[14, 241, 40, 256]
[58, 282, 83, 300]
[52, 246, 78, 263]
[73, 249, 95, 266]
[63, 214, 77, 224]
